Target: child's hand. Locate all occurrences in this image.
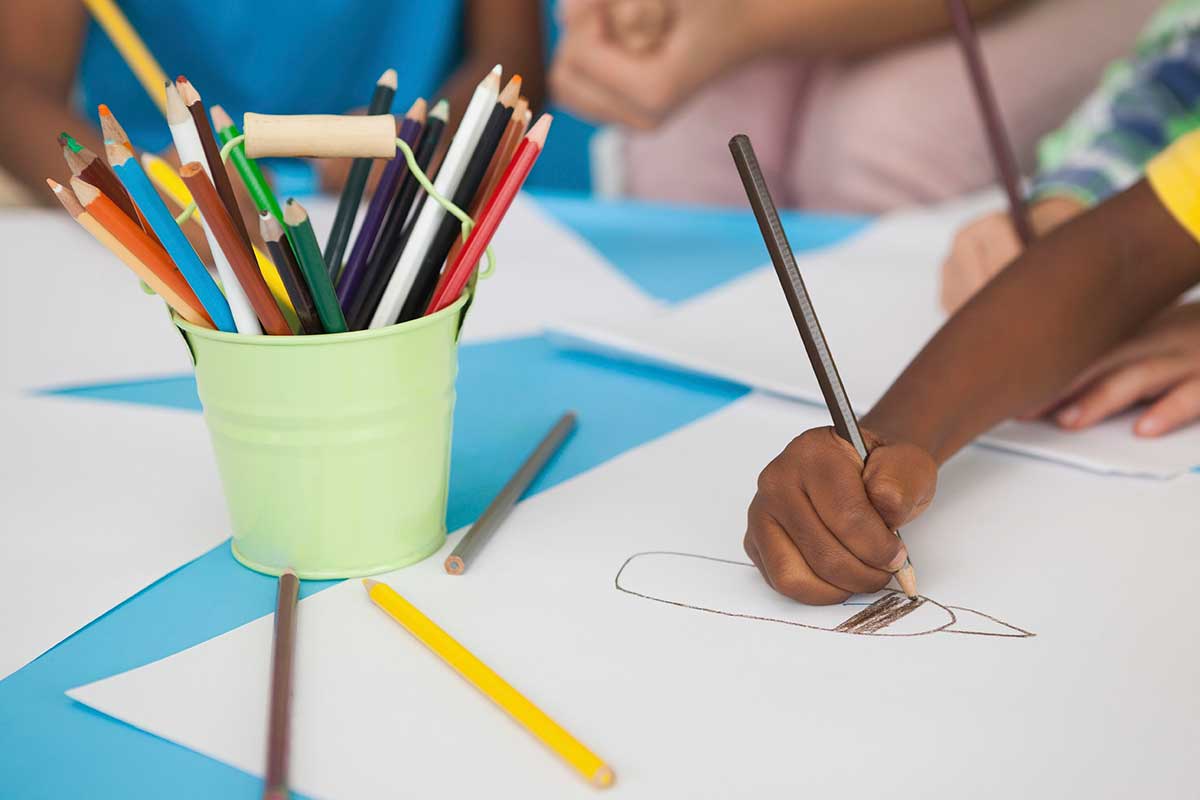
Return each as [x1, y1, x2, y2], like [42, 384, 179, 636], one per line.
[1036, 302, 1200, 436]
[744, 427, 936, 605]
[939, 197, 1085, 313]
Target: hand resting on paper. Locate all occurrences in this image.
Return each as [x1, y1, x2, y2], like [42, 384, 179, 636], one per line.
[939, 196, 1086, 313]
[744, 427, 936, 605]
[1030, 302, 1200, 437]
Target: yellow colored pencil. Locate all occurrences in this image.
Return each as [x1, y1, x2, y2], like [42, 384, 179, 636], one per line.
[80, 0, 169, 116]
[140, 153, 298, 322]
[362, 580, 614, 789]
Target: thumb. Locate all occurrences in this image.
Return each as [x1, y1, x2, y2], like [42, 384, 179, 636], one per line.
[862, 442, 937, 529]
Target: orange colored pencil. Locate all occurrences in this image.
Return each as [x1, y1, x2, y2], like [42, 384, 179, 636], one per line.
[63, 177, 214, 327]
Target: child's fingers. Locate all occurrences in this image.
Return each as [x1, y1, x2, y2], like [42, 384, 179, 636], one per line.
[759, 494, 892, 595]
[746, 509, 850, 606]
[549, 59, 656, 129]
[791, 431, 906, 573]
[1135, 378, 1200, 437]
[1055, 355, 1188, 429]
[863, 442, 937, 529]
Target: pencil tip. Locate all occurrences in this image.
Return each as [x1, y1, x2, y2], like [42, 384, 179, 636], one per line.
[491, 64, 502, 75]
[406, 97, 427, 119]
[97, 104, 111, 116]
[431, 99, 450, 119]
[379, 68, 398, 89]
[362, 578, 380, 590]
[46, 177, 61, 191]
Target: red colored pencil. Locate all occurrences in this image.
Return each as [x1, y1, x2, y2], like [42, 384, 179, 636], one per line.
[425, 114, 552, 315]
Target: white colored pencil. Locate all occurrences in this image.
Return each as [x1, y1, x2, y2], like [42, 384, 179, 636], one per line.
[368, 65, 501, 328]
[165, 81, 261, 334]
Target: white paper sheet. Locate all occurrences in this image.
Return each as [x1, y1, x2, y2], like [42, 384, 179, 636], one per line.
[70, 394, 1200, 799]
[551, 196, 1200, 478]
[0, 211, 196, 391]
[0, 393, 229, 679]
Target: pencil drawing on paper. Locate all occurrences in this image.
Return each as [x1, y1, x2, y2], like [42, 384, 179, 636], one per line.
[614, 551, 1034, 639]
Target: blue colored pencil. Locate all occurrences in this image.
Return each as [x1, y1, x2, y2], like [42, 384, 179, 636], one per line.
[105, 141, 236, 332]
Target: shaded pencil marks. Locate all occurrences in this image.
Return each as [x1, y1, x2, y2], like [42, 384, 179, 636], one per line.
[614, 551, 1033, 639]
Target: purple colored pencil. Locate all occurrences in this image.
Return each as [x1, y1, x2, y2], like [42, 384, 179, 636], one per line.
[946, 0, 1033, 245]
[337, 102, 427, 309]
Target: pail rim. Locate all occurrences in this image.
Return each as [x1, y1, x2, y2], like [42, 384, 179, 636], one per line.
[175, 290, 470, 346]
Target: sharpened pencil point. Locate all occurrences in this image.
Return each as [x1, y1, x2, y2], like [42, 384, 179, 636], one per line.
[362, 579, 380, 590]
[405, 97, 427, 121]
[431, 99, 450, 121]
[378, 68, 398, 89]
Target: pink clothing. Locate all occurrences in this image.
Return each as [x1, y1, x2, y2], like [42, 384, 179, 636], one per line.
[621, 0, 1162, 212]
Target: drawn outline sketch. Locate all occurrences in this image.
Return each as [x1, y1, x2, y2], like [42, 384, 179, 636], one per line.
[614, 551, 1034, 638]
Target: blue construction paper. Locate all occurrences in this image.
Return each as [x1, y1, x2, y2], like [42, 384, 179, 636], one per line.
[535, 191, 868, 302]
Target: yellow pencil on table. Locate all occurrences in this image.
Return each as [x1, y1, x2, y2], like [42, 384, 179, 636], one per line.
[362, 579, 614, 789]
[81, 0, 170, 116]
[141, 153, 298, 320]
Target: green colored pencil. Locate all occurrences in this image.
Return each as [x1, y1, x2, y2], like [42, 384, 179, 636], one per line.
[324, 67, 398, 278]
[283, 199, 347, 334]
[58, 131, 84, 153]
[211, 105, 285, 222]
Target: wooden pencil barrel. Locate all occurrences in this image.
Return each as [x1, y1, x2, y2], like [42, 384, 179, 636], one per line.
[243, 113, 397, 159]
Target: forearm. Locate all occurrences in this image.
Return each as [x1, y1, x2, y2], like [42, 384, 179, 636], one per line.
[864, 180, 1200, 463]
[751, 0, 1019, 58]
[0, 78, 100, 204]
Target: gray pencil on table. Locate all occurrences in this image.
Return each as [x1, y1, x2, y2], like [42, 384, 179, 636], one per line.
[445, 411, 578, 575]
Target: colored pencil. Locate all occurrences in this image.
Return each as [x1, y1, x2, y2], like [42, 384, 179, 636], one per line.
[324, 68, 399, 278]
[80, 0, 170, 115]
[284, 199, 348, 334]
[98, 104, 135, 154]
[264, 570, 299, 800]
[56, 178, 213, 328]
[347, 100, 448, 330]
[181, 163, 291, 335]
[363, 579, 614, 788]
[445, 410, 576, 575]
[395, 76, 520, 322]
[368, 66, 501, 328]
[336, 98, 426, 310]
[728, 133, 918, 599]
[168, 83, 262, 334]
[105, 139, 236, 331]
[177, 77, 257, 254]
[397, 93, 513, 322]
[141, 152, 299, 322]
[428, 115, 553, 315]
[261, 213, 323, 335]
[211, 104, 285, 222]
[472, 96, 529, 218]
[58, 132, 143, 231]
[946, 0, 1032, 244]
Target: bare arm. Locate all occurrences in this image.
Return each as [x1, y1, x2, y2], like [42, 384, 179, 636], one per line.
[0, 0, 101, 204]
[865, 180, 1200, 463]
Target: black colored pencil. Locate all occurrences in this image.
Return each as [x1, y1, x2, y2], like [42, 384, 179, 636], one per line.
[260, 212, 324, 335]
[324, 68, 398, 278]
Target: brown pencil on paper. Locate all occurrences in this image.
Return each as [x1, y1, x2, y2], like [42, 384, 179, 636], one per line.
[180, 162, 291, 335]
[263, 570, 299, 800]
[177, 76, 257, 254]
[728, 133, 918, 599]
[445, 412, 577, 575]
[946, 0, 1033, 244]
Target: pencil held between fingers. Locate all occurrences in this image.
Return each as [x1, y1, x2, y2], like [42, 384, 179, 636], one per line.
[744, 427, 936, 605]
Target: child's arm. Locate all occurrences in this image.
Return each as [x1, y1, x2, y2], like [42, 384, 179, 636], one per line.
[0, 0, 103, 204]
[747, 176, 1200, 604]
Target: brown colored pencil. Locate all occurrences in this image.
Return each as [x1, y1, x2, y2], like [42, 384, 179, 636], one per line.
[946, 0, 1033, 244]
[61, 140, 140, 224]
[180, 162, 291, 335]
[63, 177, 213, 327]
[470, 96, 529, 218]
[264, 569, 299, 800]
[259, 212, 324, 335]
[177, 76, 256, 254]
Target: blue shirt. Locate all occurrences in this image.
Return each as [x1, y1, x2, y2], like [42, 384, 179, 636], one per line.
[76, 1, 464, 190]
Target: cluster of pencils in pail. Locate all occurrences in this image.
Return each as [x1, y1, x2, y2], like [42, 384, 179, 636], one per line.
[46, 64, 549, 336]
